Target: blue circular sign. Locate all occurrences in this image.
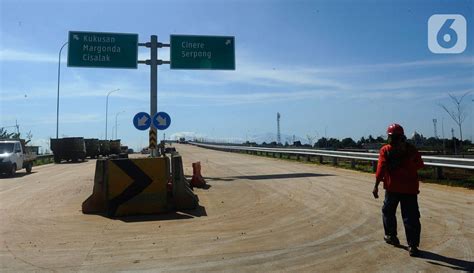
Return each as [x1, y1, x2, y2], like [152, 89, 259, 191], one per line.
[133, 112, 151, 130]
[153, 112, 171, 130]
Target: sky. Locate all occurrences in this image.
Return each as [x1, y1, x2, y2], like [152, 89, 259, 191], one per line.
[1, 0, 473, 152]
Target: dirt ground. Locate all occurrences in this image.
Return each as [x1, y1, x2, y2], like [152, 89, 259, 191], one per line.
[1, 144, 473, 272]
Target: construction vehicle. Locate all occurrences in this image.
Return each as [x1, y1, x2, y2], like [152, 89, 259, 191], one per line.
[50, 137, 86, 163]
[109, 139, 121, 155]
[85, 138, 100, 159]
[0, 139, 37, 176]
[99, 140, 111, 157]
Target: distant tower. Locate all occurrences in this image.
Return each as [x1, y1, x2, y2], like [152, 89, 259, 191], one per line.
[433, 119, 438, 138]
[277, 112, 281, 144]
[452, 128, 457, 154]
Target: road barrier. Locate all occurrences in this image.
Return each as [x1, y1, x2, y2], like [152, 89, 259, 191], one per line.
[82, 154, 199, 217]
[170, 155, 199, 210]
[190, 143, 474, 179]
[83, 157, 169, 216]
[190, 162, 207, 188]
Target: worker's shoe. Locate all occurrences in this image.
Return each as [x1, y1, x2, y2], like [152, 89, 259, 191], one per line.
[384, 235, 400, 246]
[408, 246, 420, 257]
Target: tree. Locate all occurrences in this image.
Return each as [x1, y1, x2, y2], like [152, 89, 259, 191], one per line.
[328, 138, 341, 149]
[376, 136, 385, 143]
[306, 135, 316, 146]
[440, 92, 471, 151]
[315, 137, 328, 148]
[26, 131, 33, 143]
[357, 136, 367, 146]
[341, 137, 356, 148]
[0, 128, 20, 139]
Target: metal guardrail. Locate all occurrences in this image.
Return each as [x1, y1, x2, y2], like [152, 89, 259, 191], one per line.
[190, 143, 474, 171]
[37, 154, 54, 158]
[35, 154, 54, 163]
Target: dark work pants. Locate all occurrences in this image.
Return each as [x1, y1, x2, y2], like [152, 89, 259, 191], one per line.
[382, 191, 421, 247]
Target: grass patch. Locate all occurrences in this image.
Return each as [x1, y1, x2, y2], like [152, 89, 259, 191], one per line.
[34, 156, 54, 166]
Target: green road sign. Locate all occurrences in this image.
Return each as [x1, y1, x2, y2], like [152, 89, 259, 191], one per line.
[67, 31, 138, 69]
[170, 35, 235, 70]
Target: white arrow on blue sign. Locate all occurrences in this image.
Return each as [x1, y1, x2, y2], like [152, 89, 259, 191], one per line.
[153, 112, 171, 130]
[133, 112, 151, 130]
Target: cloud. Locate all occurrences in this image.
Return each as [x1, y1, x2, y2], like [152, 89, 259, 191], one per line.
[222, 64, 349, 89]
[0, 80, 148, 102]
[157, 55, 474, 91]
[300, 55, 474, 74]
[24, 113, 102, 126]
[137, 47, 170, 60]
[158, 88, 338, 106]
[0, 49, 58, 63]
[2, 47, 471, 70]
[28, 138, 51, 152]
[362, 75, 473, 91]
[169, 131, 205, 140]
[2, 47, 472, 106]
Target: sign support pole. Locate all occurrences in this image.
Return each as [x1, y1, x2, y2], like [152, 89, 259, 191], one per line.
[138, 36, 170, 157]
[149, 35, 158, 157]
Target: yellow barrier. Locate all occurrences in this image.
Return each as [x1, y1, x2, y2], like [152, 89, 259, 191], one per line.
[82, 157, 169, 217]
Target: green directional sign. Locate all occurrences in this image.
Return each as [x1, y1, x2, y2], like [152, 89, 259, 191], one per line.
[67, 31, 138, 69]
[170, 35, 235, 70]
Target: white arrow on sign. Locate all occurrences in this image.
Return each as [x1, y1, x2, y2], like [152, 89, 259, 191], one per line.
[138, 115, 149, 126]
[157, 115, 167, 126]
[73, 34, 80, 41]
[225, 39, 231, 45]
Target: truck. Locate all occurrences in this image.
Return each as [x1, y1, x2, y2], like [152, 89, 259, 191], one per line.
[50, 137, 86, 163]
[84, 138, 100, 159]
[118, 145, 129, 159]
[99, 140, 111, 157]
[109, 139, 121, 155]
[0, 139, 37, 176]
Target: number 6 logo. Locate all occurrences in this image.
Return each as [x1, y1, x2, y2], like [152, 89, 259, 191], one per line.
[428, 14, 466, 54]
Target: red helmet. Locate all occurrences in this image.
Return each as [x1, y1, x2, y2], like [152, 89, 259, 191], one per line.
[387, 123, 404, 136]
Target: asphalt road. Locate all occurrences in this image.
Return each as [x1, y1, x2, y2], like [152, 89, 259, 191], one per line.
[1, 144, 473, 272]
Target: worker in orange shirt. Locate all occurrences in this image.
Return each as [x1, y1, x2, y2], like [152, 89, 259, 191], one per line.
[373, 123, 424, 257]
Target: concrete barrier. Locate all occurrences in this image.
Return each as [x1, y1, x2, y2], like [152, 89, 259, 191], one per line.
[82, 157, 169, 217]
[171, 155, 199, 210]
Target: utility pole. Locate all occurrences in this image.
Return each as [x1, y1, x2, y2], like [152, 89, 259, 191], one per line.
[115, 110, 124, 140]
[442, 118, 446, 154]
[277, 112, 281, 144]
[471, 95, 474, 141]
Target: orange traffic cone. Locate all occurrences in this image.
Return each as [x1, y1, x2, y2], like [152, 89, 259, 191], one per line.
[190, 162, 206, 188]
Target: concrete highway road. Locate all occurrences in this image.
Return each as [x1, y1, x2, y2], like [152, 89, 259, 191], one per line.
[1, 144, 473, 272]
